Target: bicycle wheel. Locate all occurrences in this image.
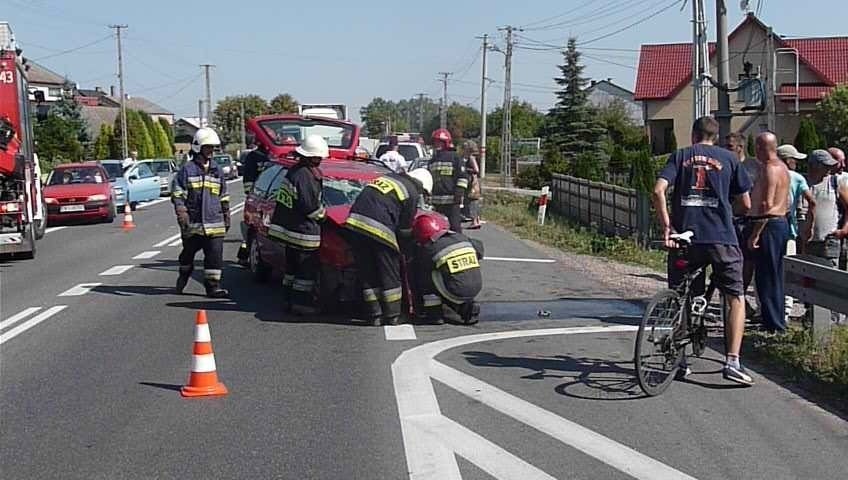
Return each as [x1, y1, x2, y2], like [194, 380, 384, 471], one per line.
[635, 289, 686, 396]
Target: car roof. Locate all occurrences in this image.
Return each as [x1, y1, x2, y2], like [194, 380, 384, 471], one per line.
[140, 158, 173, 162]
[55, 162, 104, 169]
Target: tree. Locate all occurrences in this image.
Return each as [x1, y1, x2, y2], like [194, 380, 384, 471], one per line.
[487, 100, 545, 138]
[815, 85, 848, 151]
[158, 117, 174, 145]
[629, 148, 656, 193]
[92, 124, 113, 160]
[33, 114, 84, 169]
[51, 91, 90, 147]
[795, 117, 823, 154]
[746, 133, 755, 158]
[594, 98, 647, 174]
[149, 119, 173, 157]
[269, 93, 299, 114]
[213, 95, 269, 145]
[545, 38, 608, 178]
[423, 102, 481, 142]
[129, 110, 155, 158]
[360, 97, 396, 137]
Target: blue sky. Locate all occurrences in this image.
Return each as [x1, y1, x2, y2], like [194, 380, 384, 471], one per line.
[4, 0, 846, 122]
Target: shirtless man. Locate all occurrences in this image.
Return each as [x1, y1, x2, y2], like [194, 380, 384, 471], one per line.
[745, 132, 791, 332]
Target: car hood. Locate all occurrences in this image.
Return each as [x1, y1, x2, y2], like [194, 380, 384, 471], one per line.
[324, 205, 449, 230]
[44, 183, 109, 198]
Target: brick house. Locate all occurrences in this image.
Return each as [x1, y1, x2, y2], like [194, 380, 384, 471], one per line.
[635, 13, 848, 153]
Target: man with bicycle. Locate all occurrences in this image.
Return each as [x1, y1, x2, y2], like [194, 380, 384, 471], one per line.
[652, 116, 754, 386]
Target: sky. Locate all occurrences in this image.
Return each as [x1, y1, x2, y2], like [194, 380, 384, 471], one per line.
[4, 0, 847, 123]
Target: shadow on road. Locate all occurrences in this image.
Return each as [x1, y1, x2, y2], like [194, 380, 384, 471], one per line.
[139, 381, 182, 392]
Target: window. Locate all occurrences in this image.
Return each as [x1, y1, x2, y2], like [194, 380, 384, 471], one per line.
[258, 118, 355, 149]
[48, 167, 105, 185]
[136, 163, 155, 178]
[147, 161, 172, 174]
[323, 179, 365, 207]
[253, 165, 282, 197]
[48, 87, 61, 98]
[266, 167, 289, 200]
[101, 162, 123, 179]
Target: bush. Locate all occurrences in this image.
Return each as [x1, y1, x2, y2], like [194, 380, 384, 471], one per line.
[514, 165, 544, 190]
[795, 117, 823, 153]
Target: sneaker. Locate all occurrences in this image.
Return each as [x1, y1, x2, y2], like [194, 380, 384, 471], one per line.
[723, 363, 755, 386]
[205, 288, 230, 299]
[675, 364, 693, 380]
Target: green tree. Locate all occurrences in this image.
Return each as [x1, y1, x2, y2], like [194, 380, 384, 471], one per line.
[545, 38, 608, 178]
[815, 85, 848, 151]
[129, 110, 155, 158]
[269, 93, 299, 114]
[51, 91, 90, 147]
[746, 133, 756, 157]
[795, 117, 823, 153]
[150, 119, 173, 157]
[213, 95, 269, 145]
[487, 100, 545, 138]
[158, 117, 173, 144]
[33, 114, 84, 169]
[360, 97, 396, 137]
[630, 149, 657, 193]
[92, 124, 113, 160]
[423, 102, 481, 142]
[668, 130, 678, 152]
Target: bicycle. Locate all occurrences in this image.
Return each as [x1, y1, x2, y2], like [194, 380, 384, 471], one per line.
[634, 231, 729, 396]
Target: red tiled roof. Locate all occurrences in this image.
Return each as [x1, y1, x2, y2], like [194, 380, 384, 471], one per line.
[777, 85, 834, 101]
[634, 15, 848, 100]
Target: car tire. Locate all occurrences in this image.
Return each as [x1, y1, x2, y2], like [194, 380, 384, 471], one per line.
[105, 202, 117, 223]
[130, 201, 138, 211]
[248, 234, 271, 283]
[34, 200, 48, 240]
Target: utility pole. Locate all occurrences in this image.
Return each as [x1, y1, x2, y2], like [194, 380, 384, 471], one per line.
[201, 64, 214, 126]
[691, 0, 710, 120]
[715, 0, 732, 144]
[477, 33, 489, 178]
[438, 72, 451, 129]
[499, 25, 517, 186]
[416, 93, 426, 132]
[109, 24, 128, 159]
[198, 99, 204, 126]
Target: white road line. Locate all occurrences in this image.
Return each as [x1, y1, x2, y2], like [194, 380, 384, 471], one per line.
[393, 325, 699, 480]
[168, 239, 182, 247]
[136, 197, 169, 209]
[483, 256, 556, 263]
[58, 283, 102, 297]
[154, 232, 182, 247]
[0, 306, 67, 345]
[227, 178, 242, 184]
[45, 226, 67, 234]
[384, 324, 417, 340]
[230, 206, 244, 215]
[132, 250, 160, 260]
[99, 265, 134, 276]
[0, 307, 41, 331]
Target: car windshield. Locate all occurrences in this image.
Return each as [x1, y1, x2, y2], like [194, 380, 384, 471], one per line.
[49, 167, 105, 185]
[213, 155, 231, 166]
[375, 144, 421, 162]
[147, 161, 172, 174]
[323, 178, 365, 207]
[100, 162, 123, 180]
[259, 119, 355, 149]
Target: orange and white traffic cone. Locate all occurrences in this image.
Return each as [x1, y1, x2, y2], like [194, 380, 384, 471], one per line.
[181, 310, 228, 398]
[122, 204, 136, 231]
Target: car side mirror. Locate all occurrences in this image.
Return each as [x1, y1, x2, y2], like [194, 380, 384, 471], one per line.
[128, 174, 139, 181]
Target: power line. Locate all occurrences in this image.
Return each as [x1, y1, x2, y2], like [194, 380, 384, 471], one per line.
[579, 0, 686, 46]
[153, 74, 201, 105]
[582, 54, 636, 70]
[523, 0, 629, 32]
[31, 34, 114, 61]
[520, 0, 601, 29]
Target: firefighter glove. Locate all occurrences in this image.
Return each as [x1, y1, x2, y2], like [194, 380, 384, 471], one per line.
[176, 208, 189, 229]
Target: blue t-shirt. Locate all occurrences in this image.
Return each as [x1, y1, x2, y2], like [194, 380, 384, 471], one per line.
[787, 171, 809, 239]
[659, 144, 752, 245]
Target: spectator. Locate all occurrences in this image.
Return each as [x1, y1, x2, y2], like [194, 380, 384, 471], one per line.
[828, 147, 847, 271]
[462, 140, 482, 229]
[777, 144, 816, 323]
[378, 136, 408, 173]
[745, 132, 790, 333]
[726, 132, 759, 318]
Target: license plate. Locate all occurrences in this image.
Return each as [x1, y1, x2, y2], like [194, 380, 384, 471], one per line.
[446, 251, 479, 274]
[60, 204, 85, 212]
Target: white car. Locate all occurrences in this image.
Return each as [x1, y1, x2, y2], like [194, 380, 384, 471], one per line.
[374, 142, 429, 166]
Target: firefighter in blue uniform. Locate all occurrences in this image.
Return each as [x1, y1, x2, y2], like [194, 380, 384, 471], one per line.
[172, 127, 230, 298]
[411, 215, 483, 325]
[428, 128, 467, 233]
[268, 134, 329, 315]
[344, 168, 433, 326]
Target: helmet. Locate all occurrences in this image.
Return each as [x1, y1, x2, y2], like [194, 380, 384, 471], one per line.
[295, 134, 330, 159]
[191, 127, 221, 153]
[413, 214, 447, 245]
[407, 168, 433, 194]
[431, 128, 452, 146]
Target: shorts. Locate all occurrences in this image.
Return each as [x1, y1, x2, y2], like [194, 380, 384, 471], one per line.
[667, 244, 744, 297]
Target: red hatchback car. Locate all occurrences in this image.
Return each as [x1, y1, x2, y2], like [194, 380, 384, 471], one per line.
[44, 163, 118, 223]
[241, 159, 447, 312]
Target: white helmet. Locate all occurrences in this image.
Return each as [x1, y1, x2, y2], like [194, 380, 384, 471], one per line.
[295, 134, 330, 159]
[407, 168, 433, 195]
[191, 127, 221, 153]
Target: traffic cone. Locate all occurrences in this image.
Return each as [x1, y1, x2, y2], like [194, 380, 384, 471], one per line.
[122, 204, 136, 231]
[181, 310, 228, 398]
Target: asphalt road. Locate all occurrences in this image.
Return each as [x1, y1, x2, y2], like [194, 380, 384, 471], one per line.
[2, 178, 846, 479]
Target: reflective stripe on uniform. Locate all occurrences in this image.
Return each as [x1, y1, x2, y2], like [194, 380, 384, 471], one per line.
[292, 279, 315, 292]
[432, 241, 476, 268]
[219, 195, 230, 203]
[282, 274, 295, 287]
[432, 270, 465, 305]
[362, 288, 380, 302]
[430, 194, 454, 205]
[345, 213, 399, 250]
[204, 269, 222, 281]
[380, 287, 402, 303]
[423, 294, 442, 307]
[307, 206, 326, 221]
[367, 176, 409, 201]
[171, 189, 187, 199]
[456, 178, 468, 189]
[268, 224, 321, 249]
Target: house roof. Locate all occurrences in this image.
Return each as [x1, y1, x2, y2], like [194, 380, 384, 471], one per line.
[25, 60, 66, 86]
[177, 117, 202, 129]
[80, 106, 118, 137]
[106, 95, 172, 115]
[586, 79, 635, 100]
[634, 14, 848, 101]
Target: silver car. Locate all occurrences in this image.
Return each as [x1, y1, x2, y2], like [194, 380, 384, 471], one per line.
[213, 154, 238, 180]
[141, 159, 178, 196]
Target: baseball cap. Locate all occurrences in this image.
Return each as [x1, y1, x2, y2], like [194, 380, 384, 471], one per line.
[777, 144, 807, 160]
[809, 149, 838, 167]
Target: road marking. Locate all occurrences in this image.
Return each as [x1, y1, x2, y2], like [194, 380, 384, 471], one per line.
[0, 306, 68, 345]
[230, 205, 245, 215]
[384, 324, 417, 340]
[58, 283, 102, 297]
[136, 197, 169, 209]
[132, 250, 160, 259]
[168, 239, 182, 247]
[99, 265, 134, 276]
[45, 226, 67, 234]
[393, 326, 700, 480]
[483, 256, 556, 264]
[0, 307, 41, 331]
[154, 232, 182, 247]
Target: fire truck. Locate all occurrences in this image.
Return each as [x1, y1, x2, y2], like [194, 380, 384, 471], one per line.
[1, 22, 47, 259]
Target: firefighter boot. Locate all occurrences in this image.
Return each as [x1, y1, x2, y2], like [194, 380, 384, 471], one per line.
[461, 302, 480, 325]
[204, 280, 230, 299]
[176, 266, 193, 294]
[236, 242, 249, 266]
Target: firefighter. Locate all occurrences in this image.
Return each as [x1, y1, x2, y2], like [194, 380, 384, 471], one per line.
[344, 168, 433, 326]
[411, 215, 483, 325]
[237, 135, 270, 265]
[428, 128, 467, 233]
[172, 127, 230, 298]
[268, 134, 329, 316]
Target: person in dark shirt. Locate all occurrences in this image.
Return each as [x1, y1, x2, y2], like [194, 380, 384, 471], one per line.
[653, 116, 754, 386]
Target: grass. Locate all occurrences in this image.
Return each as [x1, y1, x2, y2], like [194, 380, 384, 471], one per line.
[483, 191, 666, 271]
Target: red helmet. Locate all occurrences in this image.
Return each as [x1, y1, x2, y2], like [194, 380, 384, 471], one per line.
[431, 128, 452, 147]
[413, 214, 447, 245]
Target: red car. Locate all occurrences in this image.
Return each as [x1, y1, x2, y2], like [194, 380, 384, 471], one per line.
[44, 163, 118, 223]
[245, 114, 364, 163]
[241, 159, 447, 312]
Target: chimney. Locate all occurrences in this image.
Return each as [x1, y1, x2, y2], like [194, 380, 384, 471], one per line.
[590, 80, 597, 87]
[110, 85, 115, 97]
[94, 86, 102, 93]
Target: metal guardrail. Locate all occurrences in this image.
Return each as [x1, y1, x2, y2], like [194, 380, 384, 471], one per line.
[784, 255, 848, 342]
